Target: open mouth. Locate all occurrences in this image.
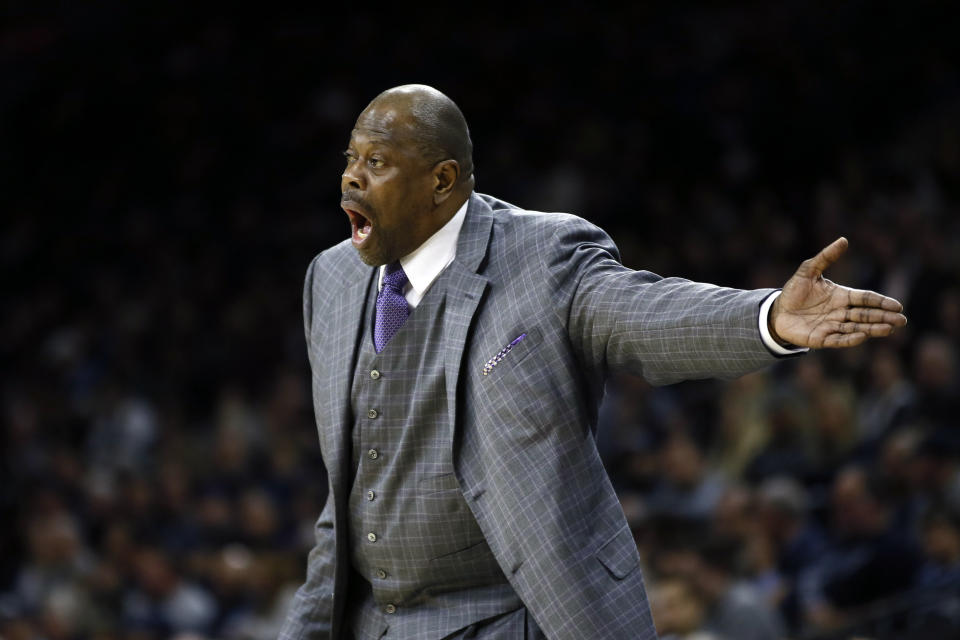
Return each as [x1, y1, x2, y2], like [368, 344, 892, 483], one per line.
[343, 206, 373, 246]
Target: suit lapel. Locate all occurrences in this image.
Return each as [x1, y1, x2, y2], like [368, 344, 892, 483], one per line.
[325, 264, 376, 493]
[443, 194, 494, 445]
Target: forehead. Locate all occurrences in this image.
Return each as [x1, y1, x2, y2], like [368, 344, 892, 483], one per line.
[350, 105, 418, 149]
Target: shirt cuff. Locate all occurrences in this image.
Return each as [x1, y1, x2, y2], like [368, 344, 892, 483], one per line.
[759, 290, 809, 357]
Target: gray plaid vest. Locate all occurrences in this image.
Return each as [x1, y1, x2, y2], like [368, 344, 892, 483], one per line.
[345, 266, 521, 639]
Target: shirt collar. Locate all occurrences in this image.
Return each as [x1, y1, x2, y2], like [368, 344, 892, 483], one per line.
[378, 197, 470, 296]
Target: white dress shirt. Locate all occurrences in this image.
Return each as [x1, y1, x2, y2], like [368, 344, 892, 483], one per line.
[377, 199, 468, 309]
[379, 197, 805, 355]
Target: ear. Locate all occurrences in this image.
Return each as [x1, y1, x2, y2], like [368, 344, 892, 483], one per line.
[432, 160, 460, 205]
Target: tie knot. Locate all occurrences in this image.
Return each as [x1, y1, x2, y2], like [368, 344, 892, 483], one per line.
[383, 262, 408, 292]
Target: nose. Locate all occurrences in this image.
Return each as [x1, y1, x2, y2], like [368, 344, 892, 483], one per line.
[341, 159, 364, 192]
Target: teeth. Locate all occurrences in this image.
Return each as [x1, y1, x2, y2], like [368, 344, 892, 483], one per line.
[357, 227, 369, 239]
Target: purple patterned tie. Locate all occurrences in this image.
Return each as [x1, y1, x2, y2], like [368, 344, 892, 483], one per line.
[374, 261, 410, 353]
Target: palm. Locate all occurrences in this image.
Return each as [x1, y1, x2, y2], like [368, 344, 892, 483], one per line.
[772, 238, 907, 349]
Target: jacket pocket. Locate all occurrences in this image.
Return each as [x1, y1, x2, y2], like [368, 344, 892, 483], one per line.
[596, 525, 640, 580]
[480, 328, 540, 379]
[418, 472, 461, 494]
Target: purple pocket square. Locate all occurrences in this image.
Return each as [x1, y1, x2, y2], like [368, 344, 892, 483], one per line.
[482, 333, 527, 376]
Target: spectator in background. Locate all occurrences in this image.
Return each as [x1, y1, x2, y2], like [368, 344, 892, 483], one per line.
[711, 485, 755, 542]
[876, 429, 927, 530]
[711, 485, 780, 604]
[236, 488, 284, 550]
[782, 356, 861, 479]
[694, 538, 786, 640]
[801, 466, 922, 630]
[906, 507, 960, 637]
[809, 383, 859, 474]
[744, 390, 814, 484]
[650, 576, 721, 640]
[6, 510, 94, 623]
[911, 334, 959, 429]
[915, 433, 960, 519]
[858, 346, 916, 442]
[122, 547, 217, 636]
[646, 433, 729, 522]
[85, 383, 158, 475]
[917, 507, 960, 590]
[757, 475, 829, 631]
[714, 371, 773, 479]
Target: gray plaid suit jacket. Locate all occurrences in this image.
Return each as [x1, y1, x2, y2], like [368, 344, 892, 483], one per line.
[280, 192, 782, 639]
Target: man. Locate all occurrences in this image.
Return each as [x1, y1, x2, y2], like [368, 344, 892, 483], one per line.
[280, 85, 906, 639]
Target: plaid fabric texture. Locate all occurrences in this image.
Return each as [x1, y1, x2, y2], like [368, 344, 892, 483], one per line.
[279, 192, 781, 639]
[346, 268, 523, 639]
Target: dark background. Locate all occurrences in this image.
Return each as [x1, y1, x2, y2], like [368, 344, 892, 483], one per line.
[2, 2, 959, 639]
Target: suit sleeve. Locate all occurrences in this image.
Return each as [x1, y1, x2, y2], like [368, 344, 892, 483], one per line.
[278, 256, 337, 640]
[278, 494, 337, 639]
[550, 217, 780, 386]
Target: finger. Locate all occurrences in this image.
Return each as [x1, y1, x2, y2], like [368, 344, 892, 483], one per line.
[823, 332, 867, 348]
[836, 322, 896, 337]
[796, 237, 848, 279]
[847, 288, 905, 313]
[829, 307, 908, 326]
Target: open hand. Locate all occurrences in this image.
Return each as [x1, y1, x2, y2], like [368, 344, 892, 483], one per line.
[770, 237, 907, 349]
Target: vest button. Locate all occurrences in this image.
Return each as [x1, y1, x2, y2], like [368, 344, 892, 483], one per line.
[367, 408, 378, 419]
[366, 490, 375, 501]
[367, 532, 377, 542]
[370, 369, 381, 379]
[367, 449, 379, 460]
[376, 568, 387, 579]
[385, 604, 396, 614]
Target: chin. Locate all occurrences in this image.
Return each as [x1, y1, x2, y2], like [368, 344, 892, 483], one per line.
[355, 244, 388, 267]
[358, 253, 383, 267]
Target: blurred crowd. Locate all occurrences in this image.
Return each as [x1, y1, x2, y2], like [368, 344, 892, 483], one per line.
[2, 2, 958, 639]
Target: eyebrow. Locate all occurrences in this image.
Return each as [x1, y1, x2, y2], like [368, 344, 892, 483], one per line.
[346, 143, 393, 158]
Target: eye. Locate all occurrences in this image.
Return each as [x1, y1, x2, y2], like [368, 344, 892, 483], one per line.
[343, 150, 357, 165]
[368, 156, 385, 169]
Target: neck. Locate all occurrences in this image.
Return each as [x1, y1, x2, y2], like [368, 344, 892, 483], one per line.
[427, 189, 470, 233]
[444, 188, 471, 217]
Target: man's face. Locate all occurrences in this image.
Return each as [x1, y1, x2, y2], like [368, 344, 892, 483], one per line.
[340, 105, 438, 266]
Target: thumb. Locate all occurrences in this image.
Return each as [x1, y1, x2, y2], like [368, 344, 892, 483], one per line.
[795, 237, 848, 279]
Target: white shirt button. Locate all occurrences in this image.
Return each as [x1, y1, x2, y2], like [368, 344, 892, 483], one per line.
[367, 532, 377, 542]
[366, 490, 375, 501]
[370, 370, 380, 379]
[367, 408, 378, 419]
[376, 568, 387, 579]
[385, 604, 396, 614]
[367, 449, 379, 460]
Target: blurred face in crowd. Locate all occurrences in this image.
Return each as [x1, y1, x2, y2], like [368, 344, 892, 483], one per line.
[27, 513, 80, 566]
[341, 102, 448, 267]
[914, 335, 955, 392]
[135, 549, 178, 597]
[831, 468, 886, 538]
[662, 435, 704, 488]
[869, 347, 903, 391]
[650, 578, 706, 635]
[923, 516, 960, 565]
[713, 486, 753, 538]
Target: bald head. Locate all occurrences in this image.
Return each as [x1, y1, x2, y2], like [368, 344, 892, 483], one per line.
[362, 84, 474, 186]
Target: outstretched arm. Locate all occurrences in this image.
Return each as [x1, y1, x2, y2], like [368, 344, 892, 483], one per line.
[556, 217, 787, 386]
[769, 237, 907, 349]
